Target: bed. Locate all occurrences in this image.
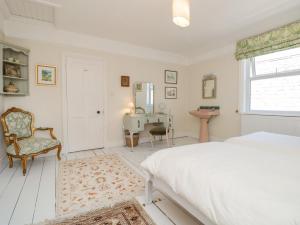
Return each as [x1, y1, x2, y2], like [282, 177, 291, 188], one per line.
[141, 132, 300, 225]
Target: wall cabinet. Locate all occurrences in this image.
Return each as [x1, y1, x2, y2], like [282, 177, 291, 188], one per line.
[0, 42, 30, 96]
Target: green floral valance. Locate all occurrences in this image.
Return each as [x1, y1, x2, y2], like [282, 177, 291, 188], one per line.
[235, 21, 300, 60]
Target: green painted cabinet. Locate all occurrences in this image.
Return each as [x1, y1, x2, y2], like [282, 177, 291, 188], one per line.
[1, 42, 30, 96]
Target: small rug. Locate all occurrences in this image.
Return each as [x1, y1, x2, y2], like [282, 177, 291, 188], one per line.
[57, 154, 145, 216]
[36, 200, 156, 225]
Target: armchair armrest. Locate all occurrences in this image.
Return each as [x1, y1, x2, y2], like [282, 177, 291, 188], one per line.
[4, 133, 20, 155]
[34, 127, 57, 140]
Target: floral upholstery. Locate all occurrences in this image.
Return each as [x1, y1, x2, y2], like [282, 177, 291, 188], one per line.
[5, 112, 32, 138]
[6, 137, 60, 155]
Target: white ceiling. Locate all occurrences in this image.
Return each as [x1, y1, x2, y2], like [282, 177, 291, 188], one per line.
[2, 0, 300, 59]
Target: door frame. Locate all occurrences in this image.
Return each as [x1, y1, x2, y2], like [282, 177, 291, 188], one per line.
[62, 53, 108, 154]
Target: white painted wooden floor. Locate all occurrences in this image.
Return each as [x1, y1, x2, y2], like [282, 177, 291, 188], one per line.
[0, 137, 203, 225]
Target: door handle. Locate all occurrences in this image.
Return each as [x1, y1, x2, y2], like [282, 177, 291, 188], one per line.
[97, 111, 101, 114]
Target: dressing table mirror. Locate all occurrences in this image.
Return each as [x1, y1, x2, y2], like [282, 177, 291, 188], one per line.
[202, 75, 216, 99]
[134, 82, 154, 114]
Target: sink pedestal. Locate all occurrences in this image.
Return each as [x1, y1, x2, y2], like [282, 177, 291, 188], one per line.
[189, 109, 220, 143]
[199, 118, 210, 143]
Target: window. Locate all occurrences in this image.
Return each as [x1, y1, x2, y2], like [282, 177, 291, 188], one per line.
[241, 47, 300, 116]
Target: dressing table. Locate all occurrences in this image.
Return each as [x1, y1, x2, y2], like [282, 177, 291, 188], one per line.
[123, 82, 174, 148]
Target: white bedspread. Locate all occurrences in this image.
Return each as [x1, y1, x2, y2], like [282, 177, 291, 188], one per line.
[141, 133, 300, 225]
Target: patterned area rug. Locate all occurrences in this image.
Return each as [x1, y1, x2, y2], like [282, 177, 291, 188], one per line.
[36, 200, 156, 225]
[56, 154, 145, 216]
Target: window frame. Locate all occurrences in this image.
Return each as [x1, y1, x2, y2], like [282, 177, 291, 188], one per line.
[240, 56, 300, 117]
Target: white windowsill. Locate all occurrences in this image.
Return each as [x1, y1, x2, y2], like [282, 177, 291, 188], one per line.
[240, 111, 300, 118]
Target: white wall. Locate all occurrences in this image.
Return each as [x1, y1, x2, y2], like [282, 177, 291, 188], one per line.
[0, 94, 4, 171]
[241, 115, 300, 136]
[187, 52, 300, 140]
[2, 32, 299, 157]
[0, 12, 6, 169]
[187, 54, 241, 140]
[2, 37, 191, 151]
[0, 93, 5, 171]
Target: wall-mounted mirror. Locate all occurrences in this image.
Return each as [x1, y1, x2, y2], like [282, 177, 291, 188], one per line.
[202, 75, 216, 99]
[134, 82, 154, 114]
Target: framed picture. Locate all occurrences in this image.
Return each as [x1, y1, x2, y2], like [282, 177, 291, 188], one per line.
[165, 87, 177, 99]
[135, 82, 143, 91]
[165, 70, 178, 84]
[36, 65, 57, 85]
[121, 75, 130, 87]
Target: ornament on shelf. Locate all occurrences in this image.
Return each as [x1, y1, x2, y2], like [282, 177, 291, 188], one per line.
[4, 82, 19, 93]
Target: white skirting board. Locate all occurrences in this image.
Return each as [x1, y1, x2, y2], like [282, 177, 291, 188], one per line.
[241, 114, 300, 136]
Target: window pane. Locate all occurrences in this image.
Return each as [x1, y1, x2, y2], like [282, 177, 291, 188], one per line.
[250, 75, 300, 112]
[254, 47, 300, 75]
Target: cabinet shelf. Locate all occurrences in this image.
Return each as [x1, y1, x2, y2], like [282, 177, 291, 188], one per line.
[3, 60, 28, 66]
[3, 75, 27, 80]
[1, 92, 27, 96]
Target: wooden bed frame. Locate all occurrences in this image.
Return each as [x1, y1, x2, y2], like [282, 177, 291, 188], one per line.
[144, 171, 216, 225]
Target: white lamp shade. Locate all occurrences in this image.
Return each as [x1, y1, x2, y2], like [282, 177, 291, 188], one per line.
[172, 0, 190, 27]
[128, 102, 134, 108]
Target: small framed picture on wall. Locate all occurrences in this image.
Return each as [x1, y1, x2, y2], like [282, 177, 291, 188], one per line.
[36, 65, 57, 85]
[121, 75, 130, 87]
[165, 70, 178, 84]
[165, 87, 177, 99]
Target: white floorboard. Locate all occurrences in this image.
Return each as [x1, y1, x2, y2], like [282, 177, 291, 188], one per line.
[136, 194, 174, 225]
[0, 137, 201, 225]
[0, 161, 32, 225]
[32, 156, 56, 224]
[9, 159, 44, 225]
[93, 149, 104, 155]
[155, 194, 203, 225]
[0, 162, 18, 197]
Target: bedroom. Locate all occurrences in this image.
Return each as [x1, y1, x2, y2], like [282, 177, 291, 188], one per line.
[0, 0, 299, 225]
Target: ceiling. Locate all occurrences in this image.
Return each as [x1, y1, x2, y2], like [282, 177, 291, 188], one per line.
[2, 0, 300, 58]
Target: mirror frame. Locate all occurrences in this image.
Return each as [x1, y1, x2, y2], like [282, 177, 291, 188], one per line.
[133, 82, 154, 114]
[202, 75, 217, 99]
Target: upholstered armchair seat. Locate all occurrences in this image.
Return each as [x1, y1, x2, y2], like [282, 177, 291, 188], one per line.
[6, 137, 61, 156]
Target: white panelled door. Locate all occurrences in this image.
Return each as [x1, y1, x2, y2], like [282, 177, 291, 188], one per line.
[66, 57, 104, 152]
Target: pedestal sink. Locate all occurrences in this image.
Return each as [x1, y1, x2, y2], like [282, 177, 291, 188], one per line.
[189, 109, 220, 143]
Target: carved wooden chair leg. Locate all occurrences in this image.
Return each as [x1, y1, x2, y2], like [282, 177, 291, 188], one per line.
[8, 155, 13, 168]
[31, 156, 35, 161]
[21, 157, 28, 176]
[57, 145, 62, 160]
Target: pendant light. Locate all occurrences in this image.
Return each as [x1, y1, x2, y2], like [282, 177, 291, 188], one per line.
[172, 0, 190, 27]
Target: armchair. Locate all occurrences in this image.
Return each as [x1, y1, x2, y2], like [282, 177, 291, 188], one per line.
[1, 107, 61, 175]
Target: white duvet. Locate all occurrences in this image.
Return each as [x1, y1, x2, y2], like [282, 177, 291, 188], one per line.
[141, 132, 300, 225]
